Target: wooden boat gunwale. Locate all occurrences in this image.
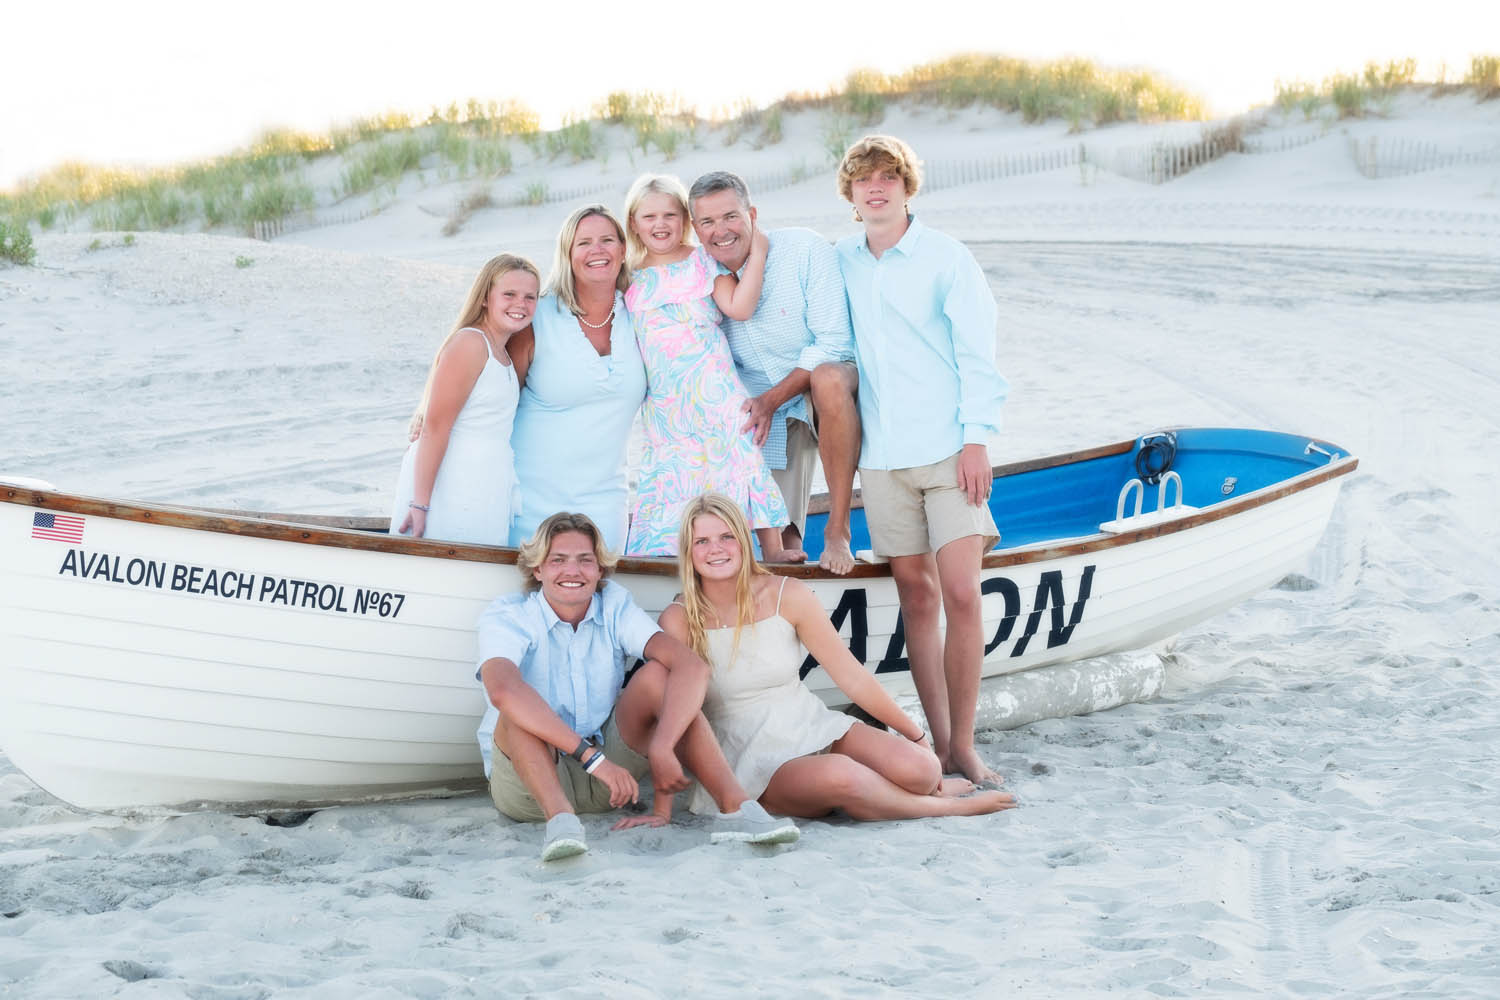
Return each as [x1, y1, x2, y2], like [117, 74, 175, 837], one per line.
[2, 433, 1358, 579]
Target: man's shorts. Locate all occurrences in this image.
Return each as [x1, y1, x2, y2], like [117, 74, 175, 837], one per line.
[859, 451, 1000, 558]
[769, 361, 857, 539]
[488, 712, 650, 822]
[771, 415, 817, 538]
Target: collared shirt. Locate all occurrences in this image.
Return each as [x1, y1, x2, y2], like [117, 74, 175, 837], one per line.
[836, 216, 1008, 471]
[718, 228, 855, 469]
[473, 579, 660, 777]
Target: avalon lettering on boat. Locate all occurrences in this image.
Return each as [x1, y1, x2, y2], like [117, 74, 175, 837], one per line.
[800, 565, 1096, 677]
[55, 547, 407, 620]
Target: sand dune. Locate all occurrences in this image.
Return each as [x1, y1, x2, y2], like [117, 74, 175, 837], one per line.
[1, 98, 1498, 997]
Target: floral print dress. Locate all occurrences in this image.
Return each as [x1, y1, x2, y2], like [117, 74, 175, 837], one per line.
[624, 246, 788, 556]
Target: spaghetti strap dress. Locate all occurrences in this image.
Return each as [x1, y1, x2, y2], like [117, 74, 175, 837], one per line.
[390, 328, 520, 546]
[687, 579, 856, 814]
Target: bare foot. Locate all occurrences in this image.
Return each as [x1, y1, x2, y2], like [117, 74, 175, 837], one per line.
[958, 789, 1018, 814]
[938, 776, 976, 797]
[765, 547, 807, 564]
[946, 747, 1005, 789]
[819, 534, 856, 575]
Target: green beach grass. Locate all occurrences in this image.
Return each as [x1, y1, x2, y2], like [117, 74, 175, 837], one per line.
[3, 52, 1495, 244]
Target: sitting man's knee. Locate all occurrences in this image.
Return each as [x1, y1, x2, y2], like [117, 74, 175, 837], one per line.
[810, 362, 856, 405]
[623, 659, 668, 701]
[616, 660, 670, 739]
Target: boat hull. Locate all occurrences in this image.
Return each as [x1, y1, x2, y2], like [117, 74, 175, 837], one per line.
[0, 428, 1356, 811]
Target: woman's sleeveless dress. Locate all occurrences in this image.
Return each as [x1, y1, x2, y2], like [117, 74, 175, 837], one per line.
[390, 329, 519, 546]
[624, 246, 788, 556]
[509, 292, 646, 553]
[687, 580, 856, 814]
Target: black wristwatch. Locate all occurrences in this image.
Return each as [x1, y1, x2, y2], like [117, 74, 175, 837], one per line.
[570, 736, 596, 761]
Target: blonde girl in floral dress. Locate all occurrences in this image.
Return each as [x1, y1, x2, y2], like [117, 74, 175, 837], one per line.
[621, 174, 798, 561]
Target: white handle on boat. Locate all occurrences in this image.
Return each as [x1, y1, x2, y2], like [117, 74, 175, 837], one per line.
[1115, 478, 1144, 522]
[1158, 471, 1184, 511]
[1305, 441, 1341, 461]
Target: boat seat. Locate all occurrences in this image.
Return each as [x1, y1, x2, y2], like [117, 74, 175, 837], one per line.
[1099, 471, 1199, 534]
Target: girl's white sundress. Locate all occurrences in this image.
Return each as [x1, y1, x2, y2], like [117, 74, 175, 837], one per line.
[390, 328, 520, 545]
[688, 579, 856, 814]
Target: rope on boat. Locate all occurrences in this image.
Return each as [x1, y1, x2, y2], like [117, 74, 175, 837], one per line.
[1135, 431, 1178, 485]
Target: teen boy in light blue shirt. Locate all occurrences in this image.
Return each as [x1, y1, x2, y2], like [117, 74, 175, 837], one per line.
[834, 135, 1013, 792]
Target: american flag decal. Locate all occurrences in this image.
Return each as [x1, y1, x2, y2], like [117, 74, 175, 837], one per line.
[31, 511, 85, 543]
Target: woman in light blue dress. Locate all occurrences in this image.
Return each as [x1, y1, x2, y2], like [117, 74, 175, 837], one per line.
[509, 205, 647, 552]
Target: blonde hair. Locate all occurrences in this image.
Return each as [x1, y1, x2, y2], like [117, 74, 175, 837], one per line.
[836, 134, 924, 217]
[675, 494, 770, 664]
[516, 512, 618, 593]
[545, 204, 630, 316]
[623, 173, 693, 268]
[414, 253, 539, 421]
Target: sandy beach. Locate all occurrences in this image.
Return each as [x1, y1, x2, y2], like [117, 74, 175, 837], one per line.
[2, 96, 1499, 997]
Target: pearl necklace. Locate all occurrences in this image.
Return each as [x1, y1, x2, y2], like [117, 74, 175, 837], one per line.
[577, 308, 615, 330]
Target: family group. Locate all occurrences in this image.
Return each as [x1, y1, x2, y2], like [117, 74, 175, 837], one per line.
[388, 135, 1016, 860]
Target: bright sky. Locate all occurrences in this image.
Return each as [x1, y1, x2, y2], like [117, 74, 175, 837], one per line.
[3, 0, 1492, 188]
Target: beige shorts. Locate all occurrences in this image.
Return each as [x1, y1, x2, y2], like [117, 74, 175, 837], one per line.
[771, 414, 817, 538]
[488, 713, 649, 822]
[770, 362, 858, 538]
[859, 451, 1000, 558]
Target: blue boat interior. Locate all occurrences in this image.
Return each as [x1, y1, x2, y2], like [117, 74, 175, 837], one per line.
[799, 428, 1345, 560]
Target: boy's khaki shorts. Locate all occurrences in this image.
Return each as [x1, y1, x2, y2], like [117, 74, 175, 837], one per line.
[859, 451, 1000, 558]
[488, 713, 650, 822]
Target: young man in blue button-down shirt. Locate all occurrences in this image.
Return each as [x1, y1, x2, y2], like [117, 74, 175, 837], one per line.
[834, 135, 1011, 789]
[476, 512, 799, 860]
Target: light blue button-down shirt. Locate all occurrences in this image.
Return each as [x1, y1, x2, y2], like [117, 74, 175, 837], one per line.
[473, 579, 660, 777]
[718, 228, 855, 469]
[836, 216, 1008, 471]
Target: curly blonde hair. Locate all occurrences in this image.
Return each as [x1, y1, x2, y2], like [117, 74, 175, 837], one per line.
[836, 134, 924, 210]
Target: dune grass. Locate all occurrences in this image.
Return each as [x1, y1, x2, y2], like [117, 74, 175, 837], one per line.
[1468, 55, 1500, 98]
[0, 218, 35, 265]
[5, 52, 1496, 237]
[1273, 56, 1496, 119]
[800, 56, 1205, 127]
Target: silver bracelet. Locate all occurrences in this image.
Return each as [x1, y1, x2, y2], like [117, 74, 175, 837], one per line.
[409, 502, 431, 512]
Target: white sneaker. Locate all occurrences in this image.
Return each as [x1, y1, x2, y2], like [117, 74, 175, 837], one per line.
[711, 800, 800, 845]
[541, 812, 587, 861]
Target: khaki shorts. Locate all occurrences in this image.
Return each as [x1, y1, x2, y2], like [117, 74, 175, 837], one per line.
[770, 362, 857, 538]
[771, 414, 817, 538]
[859, 451, 1000, 558]
[488, 713, 649, 822]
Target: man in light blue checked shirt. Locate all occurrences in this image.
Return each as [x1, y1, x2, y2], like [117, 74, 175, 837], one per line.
[835, 135, 1011, 791]
[689, 171, 863, 575]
